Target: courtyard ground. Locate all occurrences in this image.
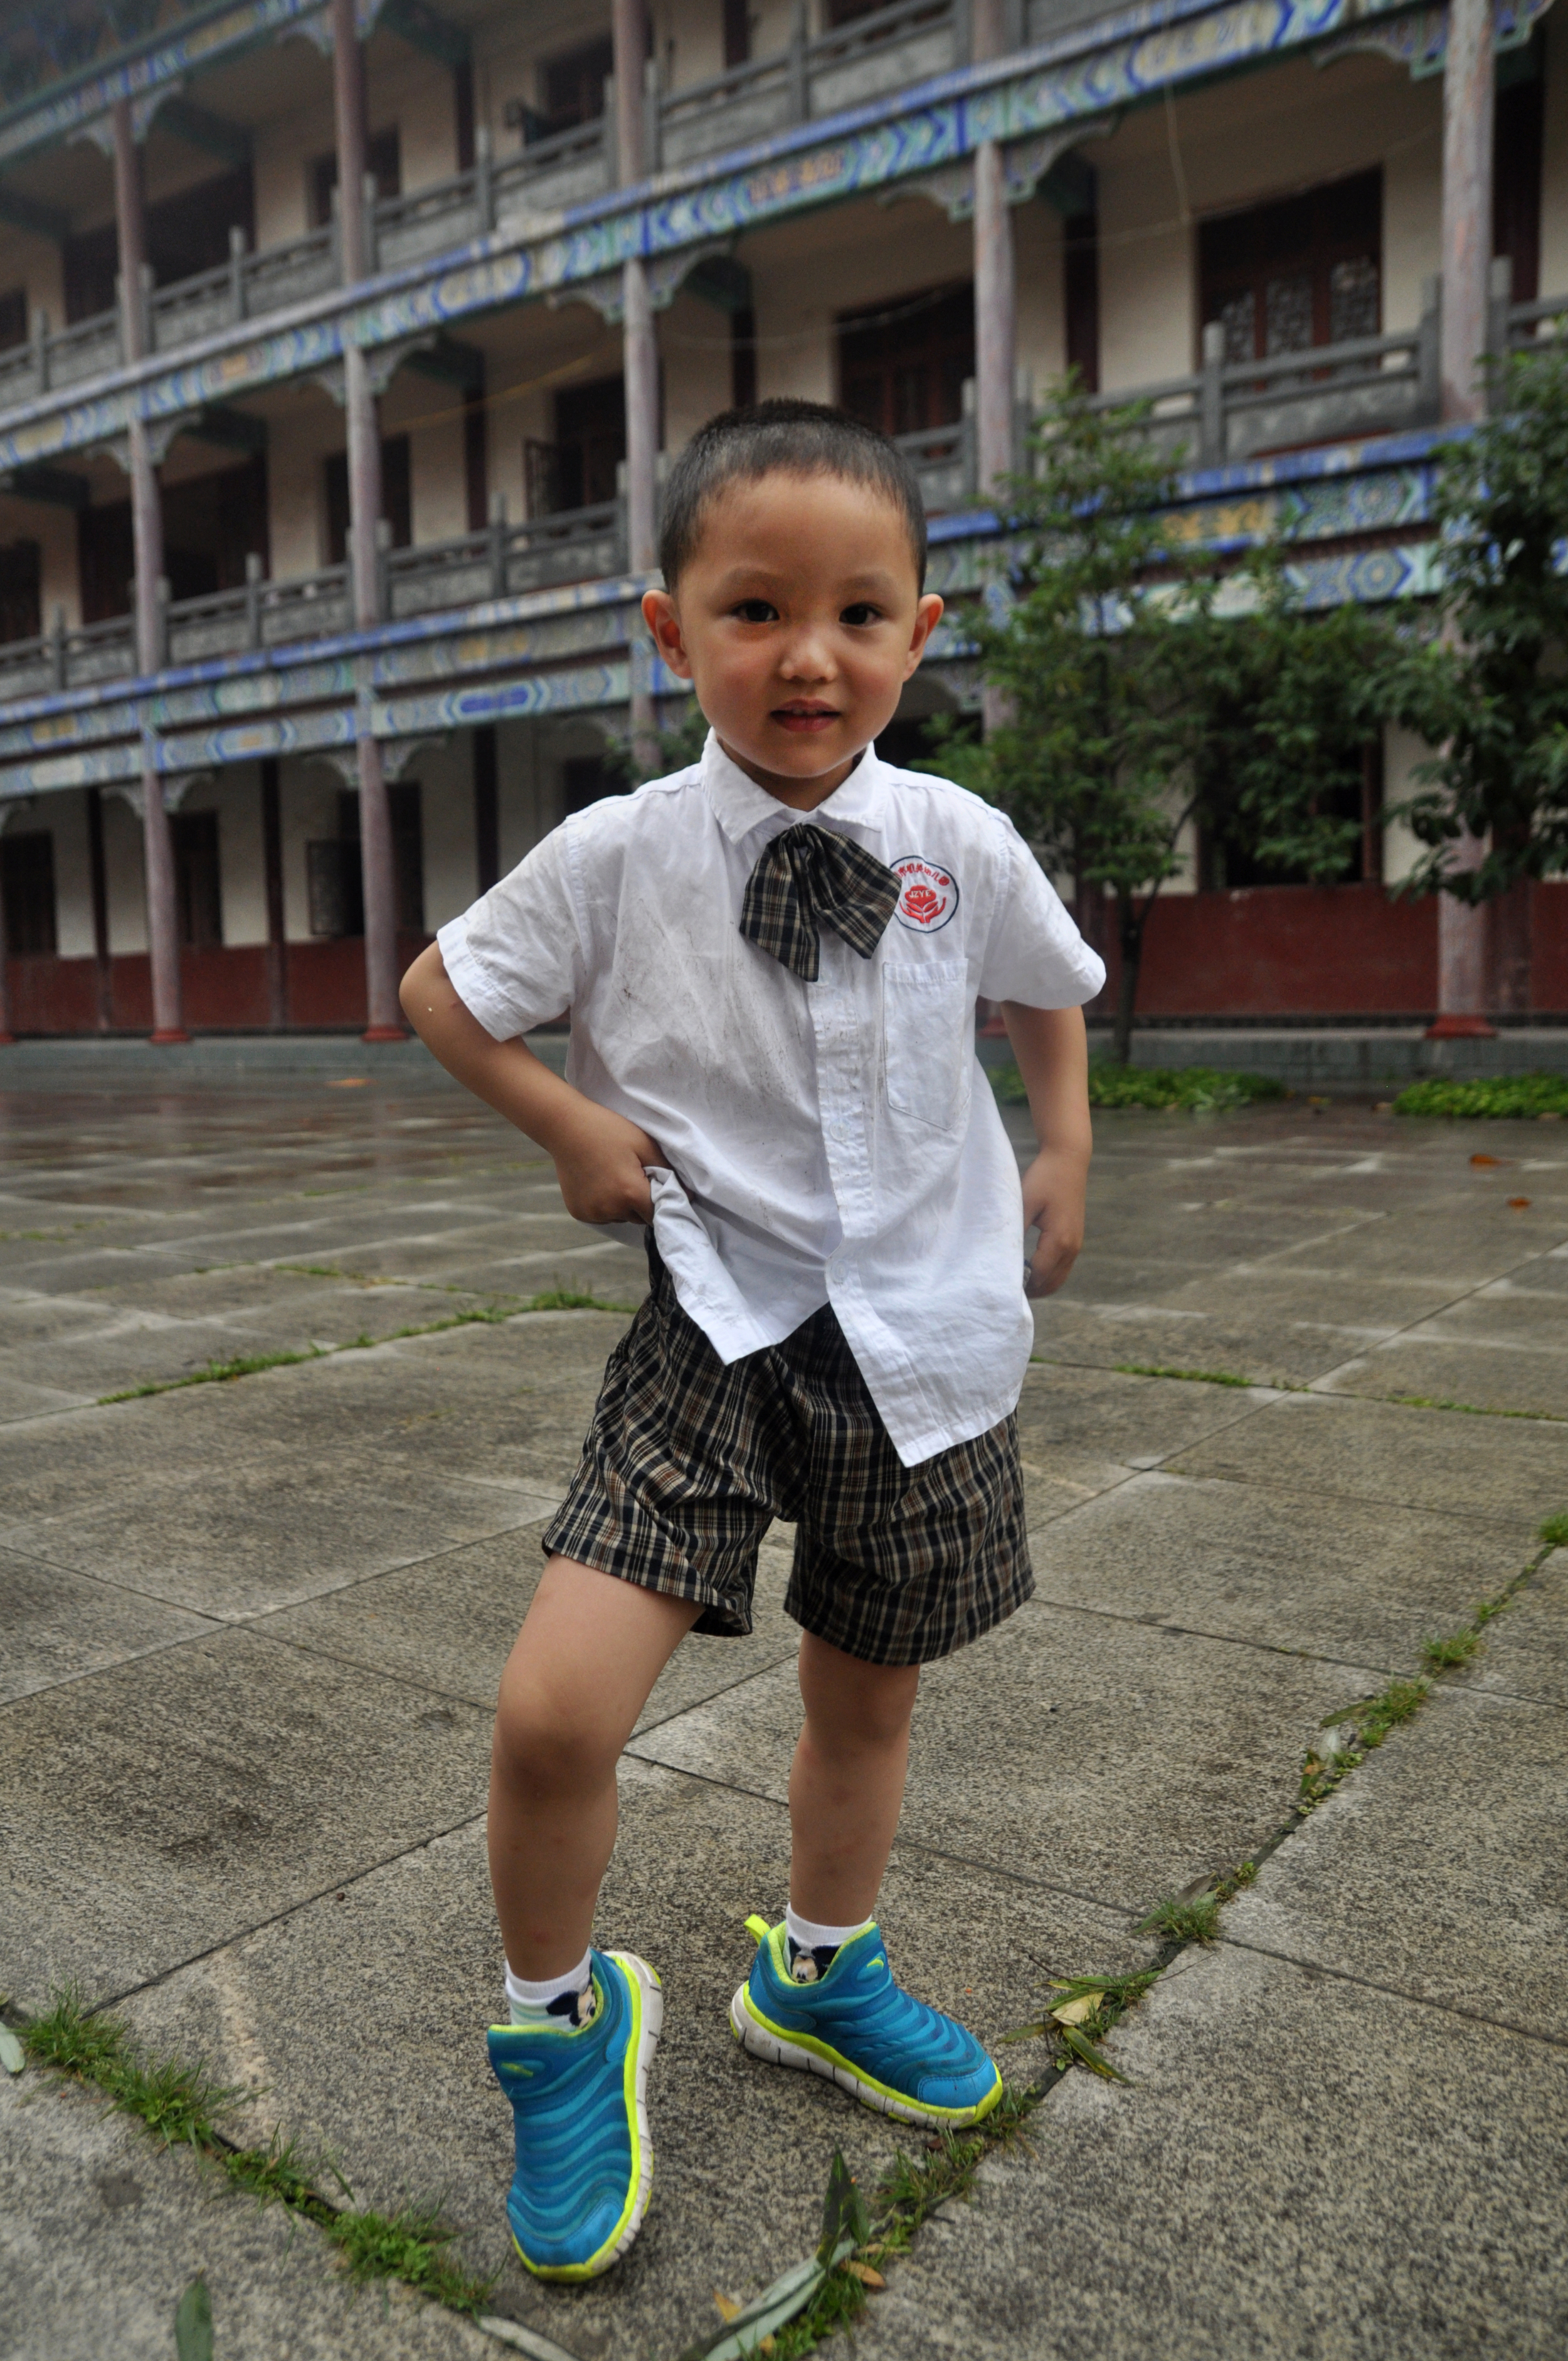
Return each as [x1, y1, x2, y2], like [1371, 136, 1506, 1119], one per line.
[1, 1059, 1565, 2359]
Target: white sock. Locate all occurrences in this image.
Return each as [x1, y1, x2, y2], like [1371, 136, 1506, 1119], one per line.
[785, 1906, 874, 1982]
[504, 1950, 595, 2028]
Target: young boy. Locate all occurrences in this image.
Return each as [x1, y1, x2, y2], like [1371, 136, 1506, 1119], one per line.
[400, 398, 1104, 2284]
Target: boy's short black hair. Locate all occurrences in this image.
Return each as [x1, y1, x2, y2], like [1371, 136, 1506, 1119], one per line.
[657, 398, 928, 591]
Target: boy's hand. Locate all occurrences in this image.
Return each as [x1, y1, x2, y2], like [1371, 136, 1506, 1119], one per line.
[551, 1100, 664, 1228]
[1022, 1144, 1088, 1298]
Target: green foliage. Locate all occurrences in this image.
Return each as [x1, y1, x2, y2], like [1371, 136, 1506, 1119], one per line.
[1114, 1362, 1254, 1386]
[941, 378, 1399, 1059]
[602, 696, 710, 786]
[1391, 346, 1568, 899]
[1540, 1512, 1568, 1548]
[990, 1060, 1283, 1111]
[1392, 1073, 1568, 1118]
[1422, 1628, 1483, 1670]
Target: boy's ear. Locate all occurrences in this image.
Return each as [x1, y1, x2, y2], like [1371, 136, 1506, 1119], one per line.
[642, 588, 693, 679]
[903, 592, 945, 679]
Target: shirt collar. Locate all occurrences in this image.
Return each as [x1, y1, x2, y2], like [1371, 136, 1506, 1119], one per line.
[697, 728, 888, 845]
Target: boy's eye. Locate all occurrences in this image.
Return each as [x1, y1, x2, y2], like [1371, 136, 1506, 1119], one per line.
[840, 603, 883, 627]
[731, 599, 778, 623]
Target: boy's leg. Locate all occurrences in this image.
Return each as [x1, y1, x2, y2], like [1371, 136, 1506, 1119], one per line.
[489, 1554, 701, 1979]
[788, 1633, 919, 1927]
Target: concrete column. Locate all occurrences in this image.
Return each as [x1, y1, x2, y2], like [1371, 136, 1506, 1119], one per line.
[87, 786, 113, 1030]
[970, 0, 1016, 501]
[614, 0, 658, 754]
[113, 97, 186, 1043]
[332, 0, 402, 1038]
[261, 757, 287, 1030]
[1429, 0, 1497, 1037]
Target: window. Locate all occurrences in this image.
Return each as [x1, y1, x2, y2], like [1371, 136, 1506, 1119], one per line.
[77, 460, 267, 623]
[172, 811, 223, 948]
[0, 287, 26, 353]
[324, 436, 411, 566]
[309, 129, 401, 231]
[527, 378, 627, 516]
[563, 755, 621, 815]
[839, 284, 974, 438]
[1, 830, 55, 956]
[310, 785, 423, 936]
[723, 0, 752, 68]
[0, 539, 40, 645]
[537, 39, 614, 139]
[1199, 171, 1380, 364]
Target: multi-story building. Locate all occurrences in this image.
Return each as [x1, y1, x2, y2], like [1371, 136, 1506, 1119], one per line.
[0, 0, 1560, 1042]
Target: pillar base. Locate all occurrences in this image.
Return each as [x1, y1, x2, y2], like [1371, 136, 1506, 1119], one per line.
[361, 1024, 408, 1044]
[1424, 1013, 1497, 1040]
[150, 1027, 190, 1045]
[0, 1032, 14, 1047]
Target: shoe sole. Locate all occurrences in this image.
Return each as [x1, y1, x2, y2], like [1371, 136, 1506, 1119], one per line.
[515, 1952, 664, 2283]
[728, 1983, 1001, 2131]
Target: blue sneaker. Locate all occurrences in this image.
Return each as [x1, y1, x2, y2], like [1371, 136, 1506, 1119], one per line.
[486, 1949, 662, 2281]
[729, 1916, 1001, 2129]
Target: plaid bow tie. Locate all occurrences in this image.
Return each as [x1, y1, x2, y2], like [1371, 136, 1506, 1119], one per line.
[739, 823, 901, 982]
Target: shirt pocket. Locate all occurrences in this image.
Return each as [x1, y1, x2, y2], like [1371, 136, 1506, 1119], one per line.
[881, 959, 973, 1133]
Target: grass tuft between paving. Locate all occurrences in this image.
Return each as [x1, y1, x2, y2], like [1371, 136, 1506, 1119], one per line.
[96, 1292, 640, 1405]
[13, 1990, 496, 2316]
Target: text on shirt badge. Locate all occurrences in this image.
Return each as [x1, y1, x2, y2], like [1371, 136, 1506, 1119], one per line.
[891, 856, 960, 933]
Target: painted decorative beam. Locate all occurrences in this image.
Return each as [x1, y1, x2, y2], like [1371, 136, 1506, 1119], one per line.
[155, 95, 255, 167]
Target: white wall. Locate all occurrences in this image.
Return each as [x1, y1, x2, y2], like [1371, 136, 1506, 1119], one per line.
[414, 735, 478, 927]
[1381, 723, 1430, 886]
[50, 793, 94, 959]
[280, 758, 346, 942]
[103, 793, 148, 955]
[662, 285, 735, 454]
[1539, 21, 1568, 300]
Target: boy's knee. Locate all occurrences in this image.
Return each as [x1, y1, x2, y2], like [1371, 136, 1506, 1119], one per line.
[800, 1643, 919, 1751]
[492, 1686, 618, 1798]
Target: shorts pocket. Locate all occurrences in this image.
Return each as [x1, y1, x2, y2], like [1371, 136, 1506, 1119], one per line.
[881, 958, 972, 1132]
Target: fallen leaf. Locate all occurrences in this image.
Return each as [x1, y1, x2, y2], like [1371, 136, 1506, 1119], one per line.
[714, 2293, 741, 2323]
[1470, 1153, 1502, 1167]
[760, 2341, 776, 2357]
[174, 2279, 213, 2361]
[1050, 1993, 1101, 2026]
[1508, 1197, 1531, 1209]
[844, 2261, 885, 2288]
[0, 2025, 23, 2074]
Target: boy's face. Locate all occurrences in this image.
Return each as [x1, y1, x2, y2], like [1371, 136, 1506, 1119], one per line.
[641, 470, 943, 809]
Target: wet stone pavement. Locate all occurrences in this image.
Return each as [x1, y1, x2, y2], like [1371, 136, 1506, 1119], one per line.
[2, 1059, 1565, 2359]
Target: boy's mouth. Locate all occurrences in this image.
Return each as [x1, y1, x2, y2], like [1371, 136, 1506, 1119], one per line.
[772, 701, 840, 734]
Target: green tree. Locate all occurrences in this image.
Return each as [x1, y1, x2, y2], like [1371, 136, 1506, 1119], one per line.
[936, 380, 1399, 1060]
[1392, 346, 1568, 899]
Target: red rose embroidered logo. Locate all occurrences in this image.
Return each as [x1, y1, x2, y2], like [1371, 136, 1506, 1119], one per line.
[892, 856, 958, 933]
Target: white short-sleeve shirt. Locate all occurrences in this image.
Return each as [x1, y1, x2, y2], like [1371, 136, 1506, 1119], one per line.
[438, 731, 1105, 1465]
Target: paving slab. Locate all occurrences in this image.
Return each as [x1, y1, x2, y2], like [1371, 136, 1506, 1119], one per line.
[0, 1550, 217, 1701]
[1, 1628, 493, 2003]
[263, 1531, 803, 1733]
[850, 1941, 1568, 2361]
[0, 2069, 494, 2361]
[1326, 1335, 1568, 1417]
[629, 1597, 1375, 1917]
[1224, 1675, 1568, 2040]
[1030, 1467, 1533, 1670]
[120, 1765, 1147, 2361]
[1468, 1549, 1568, 1708]
[1169, 1386, 1568, 1525]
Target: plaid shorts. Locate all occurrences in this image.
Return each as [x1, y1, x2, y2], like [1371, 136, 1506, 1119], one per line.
[540, 1241, 1032, 1666]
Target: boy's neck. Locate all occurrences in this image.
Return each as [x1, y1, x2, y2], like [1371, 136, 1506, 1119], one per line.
[717, 736, 867, 812]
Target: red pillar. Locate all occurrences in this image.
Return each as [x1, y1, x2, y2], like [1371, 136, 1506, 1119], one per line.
[332, 0, 403, 1039]
[112, 97, 186, 1043]
[1429, 0, 1496, 1040]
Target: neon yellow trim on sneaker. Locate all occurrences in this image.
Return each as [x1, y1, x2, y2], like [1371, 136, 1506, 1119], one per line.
[736, 1985, 1003, 2128]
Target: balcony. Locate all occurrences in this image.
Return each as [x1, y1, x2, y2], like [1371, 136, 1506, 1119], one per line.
[1091, 285, 1443, 470]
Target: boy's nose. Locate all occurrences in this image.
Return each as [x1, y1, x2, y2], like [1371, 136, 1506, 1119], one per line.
[777, 630, 837, 681]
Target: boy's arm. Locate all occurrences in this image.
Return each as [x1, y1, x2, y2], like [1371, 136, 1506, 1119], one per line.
[1000, 1003, 1092, 1298]
[400, 942, 660, 1227]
